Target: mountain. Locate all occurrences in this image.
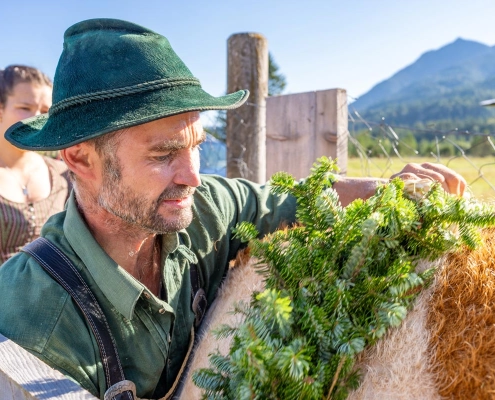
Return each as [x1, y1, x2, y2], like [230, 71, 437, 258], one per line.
[350, 38, 495, 131]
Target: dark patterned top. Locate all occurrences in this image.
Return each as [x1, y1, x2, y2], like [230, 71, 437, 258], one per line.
[0, 157, 70, 264]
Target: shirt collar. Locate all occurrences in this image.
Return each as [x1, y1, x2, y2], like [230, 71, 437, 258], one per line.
[62, 192, 178, 320]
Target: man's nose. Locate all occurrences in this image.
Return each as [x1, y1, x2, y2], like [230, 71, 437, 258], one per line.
[174, 149, 201, 188]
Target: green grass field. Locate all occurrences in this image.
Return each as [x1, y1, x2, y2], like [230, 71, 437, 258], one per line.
[347, 156, 495, 202]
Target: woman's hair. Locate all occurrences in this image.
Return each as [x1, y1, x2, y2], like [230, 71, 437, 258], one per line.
[0, 65, 52, 107]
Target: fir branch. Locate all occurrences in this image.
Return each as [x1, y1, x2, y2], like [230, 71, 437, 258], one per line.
[193, 157, 495, 399]
[326, 356, 347, 400]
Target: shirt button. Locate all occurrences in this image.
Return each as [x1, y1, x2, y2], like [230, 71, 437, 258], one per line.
[143, 292, 151, 299]
[158, 308, 166, 314]
[29, 207, 34, 212]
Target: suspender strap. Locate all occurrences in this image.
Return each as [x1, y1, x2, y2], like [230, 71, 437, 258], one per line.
[22, 237, 135, 400]
[179, 233, 207, 329]
[189, 263, 207, 328]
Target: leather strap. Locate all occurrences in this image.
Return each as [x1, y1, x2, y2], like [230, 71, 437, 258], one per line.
[23, 237, 134, 400]
[190, 263, 207, 328]
[161, 328, 195, 400]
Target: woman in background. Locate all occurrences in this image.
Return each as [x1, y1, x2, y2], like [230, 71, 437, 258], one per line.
[0, 65, 70, 263]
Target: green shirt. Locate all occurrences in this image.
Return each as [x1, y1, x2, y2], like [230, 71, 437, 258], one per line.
[0, 175, 296, 399]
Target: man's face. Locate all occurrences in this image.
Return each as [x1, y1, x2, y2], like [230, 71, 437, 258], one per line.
[95, 111, 204, 234]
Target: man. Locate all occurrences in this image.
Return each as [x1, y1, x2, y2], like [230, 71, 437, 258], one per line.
[0, 19, 465, 399]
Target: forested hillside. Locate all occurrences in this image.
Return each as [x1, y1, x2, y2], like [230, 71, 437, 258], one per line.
[350, 38, 495, 134]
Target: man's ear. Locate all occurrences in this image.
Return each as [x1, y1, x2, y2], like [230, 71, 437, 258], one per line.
[60, 143, 98, 181]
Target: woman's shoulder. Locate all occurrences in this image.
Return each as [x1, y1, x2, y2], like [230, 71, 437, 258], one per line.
[42, 155, 72, 195]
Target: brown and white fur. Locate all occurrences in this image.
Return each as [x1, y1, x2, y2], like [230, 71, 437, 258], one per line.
[180, 228, 495, 400]
[179, 248, 262, 399]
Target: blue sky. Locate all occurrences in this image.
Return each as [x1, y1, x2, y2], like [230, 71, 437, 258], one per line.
[1, 0, 494, 102]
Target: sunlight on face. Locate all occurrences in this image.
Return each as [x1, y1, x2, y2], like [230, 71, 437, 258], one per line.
[97, 154, 196, 233]
[95, 112, 204, 234]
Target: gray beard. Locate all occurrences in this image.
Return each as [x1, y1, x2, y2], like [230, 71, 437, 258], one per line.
[97, 182, 195, 234]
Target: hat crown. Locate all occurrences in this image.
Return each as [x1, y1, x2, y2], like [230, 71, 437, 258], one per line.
[53, 18, 196, 105]
[5, 18, 248, 151]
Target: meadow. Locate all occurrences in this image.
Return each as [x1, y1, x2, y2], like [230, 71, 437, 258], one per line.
[347, 156, 495, 202]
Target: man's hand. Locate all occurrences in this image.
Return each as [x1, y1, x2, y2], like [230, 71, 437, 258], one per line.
[390, 162, 466, 197]
[333, 162, 466, 207]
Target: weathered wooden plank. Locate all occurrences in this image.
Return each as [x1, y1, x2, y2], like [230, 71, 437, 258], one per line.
[266, 89, 348, 180]
[316, 88, 348, 175]
[0, 333, 97, 400]
[226, 32, 268, 183]
[265, 91, 316, 181]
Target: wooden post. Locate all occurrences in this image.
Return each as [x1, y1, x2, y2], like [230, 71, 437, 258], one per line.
[0, 333, 97, 399]
[226, 33, 268, 183]
[265, 89, 348, 181]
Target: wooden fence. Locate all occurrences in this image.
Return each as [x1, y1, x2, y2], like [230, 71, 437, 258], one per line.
[226, 32, 348, 183]
[0, 333, 96, 399]
[266, 88, 348, 180]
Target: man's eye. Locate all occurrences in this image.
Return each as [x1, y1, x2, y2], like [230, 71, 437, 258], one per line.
[155, 151, 180, 162]
[155, 154, 171, 161]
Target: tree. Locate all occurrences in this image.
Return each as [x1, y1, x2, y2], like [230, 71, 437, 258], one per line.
[468, 135, 495, 157]
[204, 110, 227, 142]
[204, 52, 287, 143]
[268, 52, 287, 96]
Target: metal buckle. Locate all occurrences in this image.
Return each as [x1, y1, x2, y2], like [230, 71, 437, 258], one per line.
[104, 379, 137, 400]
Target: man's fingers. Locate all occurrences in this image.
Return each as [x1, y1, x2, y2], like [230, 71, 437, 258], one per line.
[394, 163, 445, 182]
[419, 163, 466, 196]
[390, 172, 422, 181]
[390, 162, 466, 196]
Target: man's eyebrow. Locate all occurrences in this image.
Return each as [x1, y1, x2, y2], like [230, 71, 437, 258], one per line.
[149, 131, 207, 152]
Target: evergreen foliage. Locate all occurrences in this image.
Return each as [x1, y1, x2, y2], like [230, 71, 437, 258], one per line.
[350, 39, 495, 141]
[192, 157, 495, 399]
[204, 52, 287, 143]
[268, 52, 287, 97]
[347, 123, 495, 159]
[353, 88, 495, 134]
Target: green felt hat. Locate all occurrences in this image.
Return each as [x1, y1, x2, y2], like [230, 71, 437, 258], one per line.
[5, 18, 249, 150]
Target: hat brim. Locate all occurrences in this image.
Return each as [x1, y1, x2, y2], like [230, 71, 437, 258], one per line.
[5, 85, 249, 150]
